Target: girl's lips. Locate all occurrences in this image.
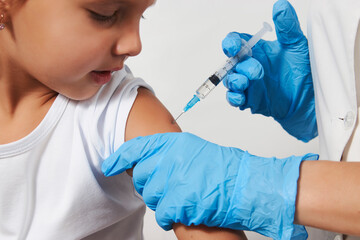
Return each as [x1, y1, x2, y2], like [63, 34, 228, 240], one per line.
[110, 67, 123, 72]
[91, 71, 112, 85]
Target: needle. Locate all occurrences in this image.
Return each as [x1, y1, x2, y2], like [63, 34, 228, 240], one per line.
[174, 111, 185, 122]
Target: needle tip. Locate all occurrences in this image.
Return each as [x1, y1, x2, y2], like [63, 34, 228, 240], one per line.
[174, 111, 185, 122]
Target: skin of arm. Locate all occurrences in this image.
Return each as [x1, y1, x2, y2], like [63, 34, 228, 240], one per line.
[295, 161, 360, 236]
[125, 87, 247, 240]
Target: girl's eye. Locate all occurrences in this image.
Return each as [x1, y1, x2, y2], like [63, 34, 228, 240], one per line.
[89, 10, 118, 24]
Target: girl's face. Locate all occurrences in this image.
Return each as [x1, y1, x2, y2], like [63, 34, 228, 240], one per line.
[4, 0, 154, 100]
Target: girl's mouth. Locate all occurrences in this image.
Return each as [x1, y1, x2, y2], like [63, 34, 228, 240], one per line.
[91, 71, 112, 85]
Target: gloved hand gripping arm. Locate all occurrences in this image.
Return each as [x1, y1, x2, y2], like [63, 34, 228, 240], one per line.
[222, 0, 317, 142]
[102, 132, 318, 240]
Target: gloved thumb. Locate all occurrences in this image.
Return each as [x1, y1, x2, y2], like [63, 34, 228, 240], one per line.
[222, 32, 243, 57]
[101, 136, 152, 177]
[272, 0, 305, 45]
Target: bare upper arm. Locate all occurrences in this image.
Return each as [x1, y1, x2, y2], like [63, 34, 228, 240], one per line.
[174, 225, 247, 240]
[124, 87, 246, 240]
[125, 87, 181, 141]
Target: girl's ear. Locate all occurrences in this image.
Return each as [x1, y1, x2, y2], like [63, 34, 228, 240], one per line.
[1, 0, 23, 15]
[0, 0, 22, 29]
[0, 0, 9, 11]
[0, 1, 8, 30]
[0, 13, 5, 30]
[0, 0, 10, 20]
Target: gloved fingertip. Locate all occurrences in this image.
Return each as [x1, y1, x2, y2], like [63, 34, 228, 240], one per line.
[155, 210, 174, 231]
[222, 73, 232, 89]
[233, 75, 249, 92]
[224, 73, 249, 91]
[273, 0, 293, 19]
[222, 32, 242, 57]
[291, 225, 308, 239]
[101, 148, 133, 176]
[142, 191, 159, 210]
[302, 153, 319, 161]
[273, 0, 289, 10]
[227, 91, 245, 107]
[239, 105, 247, 111]
[133, 178, 144, 195]
[159, 222, 173, 231]
[272, 0, 305, 45]
[238, 33, 253, 42]
[101, 160, 115, 177]
[235, 58, 264, 80]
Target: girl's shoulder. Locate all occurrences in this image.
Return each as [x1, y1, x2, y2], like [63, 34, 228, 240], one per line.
[73, 66, 153, 158]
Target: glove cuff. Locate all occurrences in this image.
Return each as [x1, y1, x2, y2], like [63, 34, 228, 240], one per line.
[220, 152, 318, 239]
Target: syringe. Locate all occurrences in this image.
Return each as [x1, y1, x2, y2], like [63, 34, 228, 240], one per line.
[174, 22, 272, 121]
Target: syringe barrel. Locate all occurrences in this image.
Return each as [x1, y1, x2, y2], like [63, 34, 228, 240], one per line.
[215, 41, 252, 80]
[195, 40, 252, 100]
[195, 75, 218, 99]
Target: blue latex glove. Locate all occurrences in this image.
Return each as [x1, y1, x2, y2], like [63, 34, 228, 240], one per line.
[222, 0, 317, 142]
[102, 132, 318, 240]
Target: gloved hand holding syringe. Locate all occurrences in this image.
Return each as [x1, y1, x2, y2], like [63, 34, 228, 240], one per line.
[175, 22, 273, 121]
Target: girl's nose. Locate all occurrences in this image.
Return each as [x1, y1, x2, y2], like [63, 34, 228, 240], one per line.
[112, 24, 142, 57]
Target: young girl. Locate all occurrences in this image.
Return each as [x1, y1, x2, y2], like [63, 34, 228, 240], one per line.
[0, 0, 246, 239]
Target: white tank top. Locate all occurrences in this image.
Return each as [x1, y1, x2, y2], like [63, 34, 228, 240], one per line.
[0, 67, 150, 240]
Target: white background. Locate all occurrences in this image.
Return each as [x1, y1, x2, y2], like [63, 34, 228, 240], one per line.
[126, 0, 318, 239]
